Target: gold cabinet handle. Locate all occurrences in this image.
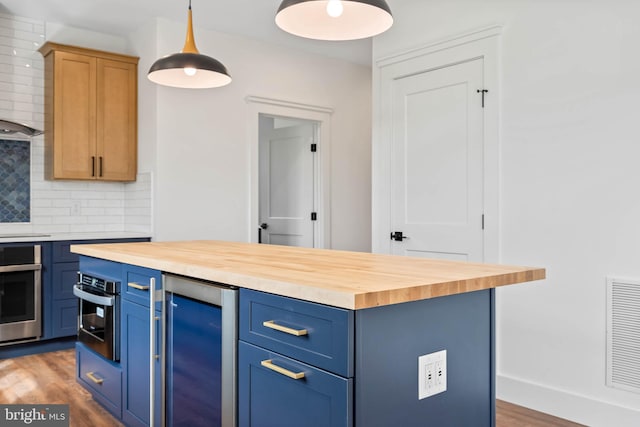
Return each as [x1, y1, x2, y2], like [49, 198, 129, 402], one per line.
[128, 282, 150, 291]
[262, 320, 308, 336]
[86, 372, 104, 385]
[261, 359, 305, 380]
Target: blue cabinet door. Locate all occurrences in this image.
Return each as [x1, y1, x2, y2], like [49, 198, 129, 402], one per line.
[51, 299, 78, 338]
[238, 341, 352, 427]
[49, 262, 79, 338]
[121, 299, 161, 427]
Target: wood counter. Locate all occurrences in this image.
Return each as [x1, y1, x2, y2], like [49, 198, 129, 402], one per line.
[71, 240, 545, 310]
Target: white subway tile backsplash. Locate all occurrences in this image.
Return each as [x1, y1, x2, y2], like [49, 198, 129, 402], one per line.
[0, 12, 151, 235]
[15, 101, 36, 112]
[53, 215, 87, 225]
[0, 91, 33, 102]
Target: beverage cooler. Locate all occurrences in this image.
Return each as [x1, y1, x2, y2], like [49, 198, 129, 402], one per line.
[163, 274, 237, 427]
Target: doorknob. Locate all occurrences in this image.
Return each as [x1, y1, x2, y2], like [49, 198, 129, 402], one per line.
[260, 223, 268, 229]
[390, 231, 408, 242]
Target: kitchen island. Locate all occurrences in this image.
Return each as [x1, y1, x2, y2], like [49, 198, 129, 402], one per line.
[71, 240, 545, 427]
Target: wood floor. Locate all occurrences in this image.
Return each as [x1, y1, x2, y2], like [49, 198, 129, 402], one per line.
[0, 349, 122, 427]
[0, 349, 583, 427]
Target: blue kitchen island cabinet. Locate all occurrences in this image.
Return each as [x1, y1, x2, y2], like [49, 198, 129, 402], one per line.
[238, 287, 494, 427]
[75, 257, 161, 427]
[71, 240, 545, 427]
[239, 288, 354, 427]
[120, 265, 162, 427]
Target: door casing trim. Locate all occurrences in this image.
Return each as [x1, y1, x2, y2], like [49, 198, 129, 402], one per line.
[246, 96, 333, 248]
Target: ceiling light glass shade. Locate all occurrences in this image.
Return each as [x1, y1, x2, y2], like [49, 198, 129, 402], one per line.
[276, 0, 393, 41]
[148, 2, 231, 89]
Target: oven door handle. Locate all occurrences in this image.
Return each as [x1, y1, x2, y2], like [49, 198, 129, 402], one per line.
[73, 284, 116, 307]
[0, 264, 41, 273]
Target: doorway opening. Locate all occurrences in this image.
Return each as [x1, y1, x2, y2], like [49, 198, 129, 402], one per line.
[246, 96, 333, 248]
[258, 115, 318, 247]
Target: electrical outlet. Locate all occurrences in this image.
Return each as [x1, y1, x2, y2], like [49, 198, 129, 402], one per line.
[418, 349, 447, 399]
[71, 200, 81, 216]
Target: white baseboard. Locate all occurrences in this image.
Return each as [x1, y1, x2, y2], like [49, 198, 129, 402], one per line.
[497, 375, 640, 427]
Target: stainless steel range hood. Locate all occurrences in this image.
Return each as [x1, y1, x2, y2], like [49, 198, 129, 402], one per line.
[0, 119, 43, 137]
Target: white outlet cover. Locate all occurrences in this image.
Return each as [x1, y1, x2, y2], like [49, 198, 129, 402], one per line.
[418, 349, 447, 400]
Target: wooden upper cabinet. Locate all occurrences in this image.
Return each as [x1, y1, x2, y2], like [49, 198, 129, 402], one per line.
[39, 42, 138, 181]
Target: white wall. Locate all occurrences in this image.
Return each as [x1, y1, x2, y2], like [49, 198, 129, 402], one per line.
[139, 19, 372, 251]
[374, 0, 640, 425]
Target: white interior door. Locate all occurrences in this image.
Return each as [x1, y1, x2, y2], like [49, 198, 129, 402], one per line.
[259, 116, 316, 247]
[390, 58, 485, 261]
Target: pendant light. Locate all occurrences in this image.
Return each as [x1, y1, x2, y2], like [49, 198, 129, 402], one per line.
[275, 0, 393, 41]
[148, 0, 231, 89]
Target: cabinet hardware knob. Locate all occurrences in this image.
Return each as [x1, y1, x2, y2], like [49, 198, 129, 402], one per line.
[261, 359, 305, 380]
[263, 320, 308, 336]
[86, 371, 104, 385]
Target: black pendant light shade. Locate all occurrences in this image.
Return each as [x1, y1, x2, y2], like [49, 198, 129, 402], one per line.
[147, 1, 231, 89]
[148, 52, 231, 89]
[276, 0, 393, 41]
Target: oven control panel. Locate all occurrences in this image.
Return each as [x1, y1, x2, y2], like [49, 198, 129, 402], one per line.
[77, 272, 118, 295]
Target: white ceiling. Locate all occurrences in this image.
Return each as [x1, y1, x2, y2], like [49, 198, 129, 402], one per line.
[0, 0, 374, 65]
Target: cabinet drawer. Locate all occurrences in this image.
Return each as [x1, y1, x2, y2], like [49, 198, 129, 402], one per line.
[76, 343, 122, 417]
[239, 341, 352, 427]
[240, 289, 354, 377]
[122, 264, 162, 309]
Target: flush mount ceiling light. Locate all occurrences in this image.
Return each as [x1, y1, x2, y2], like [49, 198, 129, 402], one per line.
[148, 0, 231, 89]
[275, 0, 393, 41]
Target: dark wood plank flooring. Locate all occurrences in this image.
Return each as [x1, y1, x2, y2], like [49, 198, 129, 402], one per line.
[1, 349, 583, 427]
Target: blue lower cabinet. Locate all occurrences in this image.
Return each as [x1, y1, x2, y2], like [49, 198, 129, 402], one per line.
[238, 341, 352, 427]
[121, 298, 161, 427]
[51, 299, 78, 337]
[76, 342, 122, 419]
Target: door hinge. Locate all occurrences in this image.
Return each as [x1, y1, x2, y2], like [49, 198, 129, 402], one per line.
[482, 214, 485, 230]
[310, 143, 317, 152]
[311, 212, 317, 221]
[477, 89, 489, 108]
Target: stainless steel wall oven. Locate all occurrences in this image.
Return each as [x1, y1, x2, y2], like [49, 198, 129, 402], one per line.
[73, 272, 120, 361]
[0, 245, 42, 344]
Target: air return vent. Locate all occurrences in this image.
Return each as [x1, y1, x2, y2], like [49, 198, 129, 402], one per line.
[606, 277, 640, 393]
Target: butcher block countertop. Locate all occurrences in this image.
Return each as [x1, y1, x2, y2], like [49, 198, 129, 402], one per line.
[71, 240, 545, 310]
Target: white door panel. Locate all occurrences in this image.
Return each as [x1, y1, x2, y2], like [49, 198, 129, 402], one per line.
[259, 120, 315, 247]
[391, 58, 484, 261]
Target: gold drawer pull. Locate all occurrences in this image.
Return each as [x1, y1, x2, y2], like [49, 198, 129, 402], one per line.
[261, 359, 305, 380]
[86, 372, 104, 385]
[262, 320, 308, 336]
[128, 282, 150, 291]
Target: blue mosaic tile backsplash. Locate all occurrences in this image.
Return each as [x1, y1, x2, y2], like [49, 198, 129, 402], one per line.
[0, 139, 30, 223]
